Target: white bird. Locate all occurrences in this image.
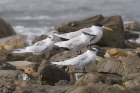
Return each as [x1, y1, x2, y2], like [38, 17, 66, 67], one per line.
[12, 35, 55, 58]
[54, 23, 113, 45]
[55, 31, 96, 54]
[51, 48, 98, 72]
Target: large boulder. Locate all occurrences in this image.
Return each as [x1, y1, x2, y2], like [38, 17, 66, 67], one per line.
[75, 72, 122, 86]
[54, 14, 125, 48]
[0, 37, 28, 51]
[122, 73, 140, 88]
[0, 70, 33, 80]
[0, 60, 17, 70]
[37, 59, 70, 85]
[98, 54, 140, 76]
[13, 84, 72, 93]
[0, 79, 16, 93]
[124, 22, 140, 31]
[66, 83, 124, 93]
[0, 17, 15, 38]
[0, 49, 32, 61]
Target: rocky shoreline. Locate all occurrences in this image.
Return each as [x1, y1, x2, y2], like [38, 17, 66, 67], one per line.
[0, 14, 140, 93]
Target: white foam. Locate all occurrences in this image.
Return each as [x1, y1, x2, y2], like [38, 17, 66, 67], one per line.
[14, 15, 54, 20]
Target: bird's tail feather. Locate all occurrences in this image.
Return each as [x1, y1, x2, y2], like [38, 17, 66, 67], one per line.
[51, 62, 67, 65]
[12, 48, 32, 53]
[54, 33, 69, 39]
[55, 42, 67, 48]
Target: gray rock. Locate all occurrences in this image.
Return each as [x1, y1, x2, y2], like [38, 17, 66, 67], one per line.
[55, 80, 71, 86]
[0, 17, 15, 39]
[124, 22, 140, 31]
[66, 83, 124, 93]
[0, 49, 32, 61]
[122, 73, 140, 88]
[0, 60, 17, 70]
[75, 72, 122, 86]
[0, 70, 33, 80]
[98, 55, 140, 76]
[37, 59, 70, 85]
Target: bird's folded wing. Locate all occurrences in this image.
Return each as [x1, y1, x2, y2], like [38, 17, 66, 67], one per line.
[90, 34, 97, 42]
[67, 28, 88, 39]
[33, 40, 46, 46]
[66, 38, 82, 47]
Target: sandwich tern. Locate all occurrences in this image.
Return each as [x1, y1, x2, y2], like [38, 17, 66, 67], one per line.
[54, 23, 113, 46]
[51, 48, 98, 72]
[55, 31, 96, 54]
[12, 35, 55, 58]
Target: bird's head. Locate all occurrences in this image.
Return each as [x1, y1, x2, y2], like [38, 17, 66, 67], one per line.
[89, 48, 98, 53]
[92, 23, 113, 31]
[48, 35, 55, 41]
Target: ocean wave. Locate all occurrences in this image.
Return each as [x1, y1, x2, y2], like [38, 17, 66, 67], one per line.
[13, 25, 51, 45]
[14, 15, 54, 20]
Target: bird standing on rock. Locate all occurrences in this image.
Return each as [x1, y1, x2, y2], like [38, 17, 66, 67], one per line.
[12, 35, 55, 59]
[55, 31, 96, 54]
[54, 23, 113, 47]
[51, 48, 98, 73]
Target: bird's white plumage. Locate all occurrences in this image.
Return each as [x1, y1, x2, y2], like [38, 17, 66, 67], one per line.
[55, 32, 94, 50]
[54, 25, 103, 45]
[51, 48, 98, 68]
[12, 35, 55, 55]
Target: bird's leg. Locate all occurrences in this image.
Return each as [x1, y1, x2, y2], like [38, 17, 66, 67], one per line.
[82, 67, 86, 73]
[77, 50, 79, 54]
[77, 50, 82, 55]
[42, 54, 49, 60]
[87, 45, 89, 49]
[79, 50, 82, 54]
[87, 44, 92, 49]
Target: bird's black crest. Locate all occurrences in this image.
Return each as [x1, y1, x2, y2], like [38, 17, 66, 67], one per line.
[93, 23, 103, 27]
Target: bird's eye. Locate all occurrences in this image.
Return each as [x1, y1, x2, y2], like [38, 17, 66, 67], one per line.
[48, 37, 51, 38]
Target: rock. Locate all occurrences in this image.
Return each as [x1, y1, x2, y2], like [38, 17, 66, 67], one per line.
[54, 14, 125, 48]
[104, 48, 127, 58]
[14, 84, 72, 93]
[0, 60, 17, 70]
[124, 31, 139, 40]
[32, 35, 47, 44]
[0, 49, 32, 61]
[0, 17, 16, 38]
[14, 85, 47, 93]
[129, 85, 140, 92]
[0, 79, 16, 93]
[46, 85, 72, 93]
[113, 84, 135, 93]
[122, 73, 140, 88]
[136, 47, 140, 57]
[0, 37, 28, 51]
[55, 80, 71, 86]
[66, 83, 124, 93]
[25, 55, 43, 72]
[124, 41, 140, 49]
[0, 70, 34, 80]
[98, 55, 140, 76]
[37, 59, 70, 85]
[124, 22, 140, 31]
[8, 61, 36, 74]
[74, 72, 122, 86]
